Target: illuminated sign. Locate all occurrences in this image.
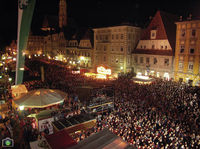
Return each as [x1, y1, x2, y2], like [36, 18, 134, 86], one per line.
[97, 66, 111, 75]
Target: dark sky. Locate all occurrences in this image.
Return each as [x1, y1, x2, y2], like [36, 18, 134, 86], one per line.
[0, 0, 199, 49]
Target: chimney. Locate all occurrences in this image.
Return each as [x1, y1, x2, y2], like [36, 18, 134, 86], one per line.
[179, 16, 183, 21]
[187, 14, 192, 20]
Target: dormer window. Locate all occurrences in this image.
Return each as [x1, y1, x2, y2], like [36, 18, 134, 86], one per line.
[150, 30, 157, 39]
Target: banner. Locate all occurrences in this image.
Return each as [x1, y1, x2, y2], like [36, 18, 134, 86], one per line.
[15, 0, 36, 85]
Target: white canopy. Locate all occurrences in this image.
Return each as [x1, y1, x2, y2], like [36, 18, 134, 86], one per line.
[14, 89, 67, 108]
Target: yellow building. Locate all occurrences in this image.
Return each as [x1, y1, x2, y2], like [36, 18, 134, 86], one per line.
[174, 19, 200, 86]
[93, 25, 141, 75]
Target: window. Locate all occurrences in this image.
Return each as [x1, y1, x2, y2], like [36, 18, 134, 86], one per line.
[96, 35, 98, 40]
[191, 29, 196, 37]
[121, 34, 123, 39]
[178, 61, 183, 69]
[188, 62, 193, 71]
[134, 56, 138, 63]
[146, 57, 150, 64]
[180, 45, 185, 53]
[112, 34, 114, 40]
[116, 34, 118, 39]
[116, 59, 119, 63]
[165, 46, 167, 49]
[152, 45, 155, 49]
[144, 45, 146, 49]
[121, 47, 123, 52]
[153, 58, 157, 64]
[164, 59, 169, 66]
[141, 45, 143, 49]
[140, 57, 144, 63]
[190, 48, 194, 54]
[161, 46, 163, 49]
[181, 29, 186, 37]
[150, 30, 157, 39]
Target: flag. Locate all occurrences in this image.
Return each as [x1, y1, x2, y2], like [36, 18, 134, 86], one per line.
[15, 0, 36, 85]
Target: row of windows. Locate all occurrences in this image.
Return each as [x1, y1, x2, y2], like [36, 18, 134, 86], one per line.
[96, 33, 136, 41]
[96, 46, 125, 52]
[67, 51, 91, 57]
[134, 56, 169, 66]
[180, 29, 196, 38]
[140, 45, 168, 50]
[179, 47, 195, 54]
[178, 61, 194, 71]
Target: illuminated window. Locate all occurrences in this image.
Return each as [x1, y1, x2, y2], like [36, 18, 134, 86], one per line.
[150, 30, 157, 39]
[178, 61, 183, 70]
[188, 62, 193, 71]
[116, 59, 119, 63]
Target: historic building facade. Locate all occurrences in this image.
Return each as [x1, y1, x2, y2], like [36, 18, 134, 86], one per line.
[93, 25, 141, 74]
[132, 11, 178, 80]
[174, 19, 200, 86]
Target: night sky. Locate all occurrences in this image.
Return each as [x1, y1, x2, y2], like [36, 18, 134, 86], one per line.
[0, 0, 199, 49]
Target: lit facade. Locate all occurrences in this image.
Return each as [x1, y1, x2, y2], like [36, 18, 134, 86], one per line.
[66, 31, 93, 69]
[93, 25, 141, 74]
[133, 11, 178, 80]
[26, 34, 45, 56]
[174, 20, 200, 86]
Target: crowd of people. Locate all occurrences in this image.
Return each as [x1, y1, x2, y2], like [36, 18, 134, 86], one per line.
[76, 78, 200, 148]
[1, 58, 200, 148]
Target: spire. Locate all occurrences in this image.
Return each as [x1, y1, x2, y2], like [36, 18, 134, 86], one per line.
[59, 0, 67, 28]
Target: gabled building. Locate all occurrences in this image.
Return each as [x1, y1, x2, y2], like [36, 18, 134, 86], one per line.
[174, 18, 200, 86]
[66, 28, 93, 69]
[132, 11, 178, 80]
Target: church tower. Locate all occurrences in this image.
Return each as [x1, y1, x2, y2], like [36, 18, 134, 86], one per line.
[59, 0, 67, 28]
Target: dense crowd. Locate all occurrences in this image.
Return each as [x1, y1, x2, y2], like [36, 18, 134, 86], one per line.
[77, 78, 200, 148]
[1, 59, 200, 148]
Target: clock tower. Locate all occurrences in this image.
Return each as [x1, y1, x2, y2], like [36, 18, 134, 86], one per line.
[59, 0, 67, 28]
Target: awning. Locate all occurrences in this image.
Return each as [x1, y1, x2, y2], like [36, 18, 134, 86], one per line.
[14, 89, 67, 108]
[68, 128, 134, 149]
[45, 129, 77, 149]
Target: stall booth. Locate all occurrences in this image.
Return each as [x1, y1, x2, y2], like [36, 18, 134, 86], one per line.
[12, 89, 68, 134]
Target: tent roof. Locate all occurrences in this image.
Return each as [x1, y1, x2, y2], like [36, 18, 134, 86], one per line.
[68, 128, 135, 149]
[14, 89, 67, 108]
[45, 129, 77, 149]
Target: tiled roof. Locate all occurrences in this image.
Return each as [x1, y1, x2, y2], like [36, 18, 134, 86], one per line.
[135, 10, 178, 56]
